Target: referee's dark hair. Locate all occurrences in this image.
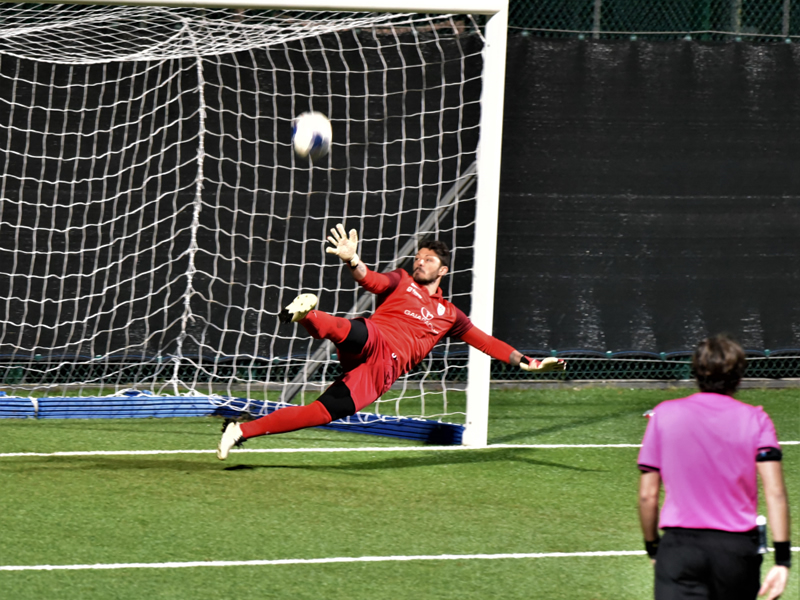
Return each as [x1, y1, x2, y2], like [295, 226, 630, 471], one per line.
[692, 334, 747, 396]
[419, 240, 450, 269]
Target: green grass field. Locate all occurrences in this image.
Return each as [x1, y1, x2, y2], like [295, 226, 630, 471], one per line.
[0, 388, 797, 599]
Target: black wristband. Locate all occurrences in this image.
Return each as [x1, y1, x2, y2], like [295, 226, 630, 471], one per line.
[774, 541, 792, 567]
[645, 536, 660, 559]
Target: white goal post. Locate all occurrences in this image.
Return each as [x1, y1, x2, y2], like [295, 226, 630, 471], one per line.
[0, 0, 508, 447]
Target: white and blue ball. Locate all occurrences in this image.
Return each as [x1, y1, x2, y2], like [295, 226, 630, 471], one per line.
[292, 111, 332, 160]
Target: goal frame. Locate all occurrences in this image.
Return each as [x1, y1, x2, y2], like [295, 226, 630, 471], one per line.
[4, 0, 508, 447]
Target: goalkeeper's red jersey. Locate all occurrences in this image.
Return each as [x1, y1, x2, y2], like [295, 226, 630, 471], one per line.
[359, 268, 473, 374]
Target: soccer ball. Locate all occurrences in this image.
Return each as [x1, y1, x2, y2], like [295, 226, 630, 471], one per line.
[292, 111, 332, 160]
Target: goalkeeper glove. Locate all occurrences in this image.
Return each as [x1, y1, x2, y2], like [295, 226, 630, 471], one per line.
[519, 356, 566, 372]
[325, 223, 360, 267]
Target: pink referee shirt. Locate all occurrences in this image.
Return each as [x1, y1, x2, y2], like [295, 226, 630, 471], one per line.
[638, 392, 781, 532]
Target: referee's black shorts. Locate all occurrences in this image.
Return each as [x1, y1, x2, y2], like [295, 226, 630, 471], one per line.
[655, 527, 763, 600]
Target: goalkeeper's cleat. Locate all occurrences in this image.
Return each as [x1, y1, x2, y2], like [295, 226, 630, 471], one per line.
[278, 293, 318, 324]
[519, 356, 566, 373]
[217, 420, 245, 460]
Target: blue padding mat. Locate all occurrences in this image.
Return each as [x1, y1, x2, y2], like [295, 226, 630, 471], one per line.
[0, 394, 35, 419]
[0, 392, 464, 445]
[217, 398, 463, 445]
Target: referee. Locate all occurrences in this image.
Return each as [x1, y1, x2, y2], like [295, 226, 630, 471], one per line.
[638, 334, 791, 600]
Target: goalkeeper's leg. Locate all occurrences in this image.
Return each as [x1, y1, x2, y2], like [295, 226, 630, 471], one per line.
[296, 310, 373, 370]
[217, 387, 356, 460]
[239, 380, 357, 439]
[217, 400, 337, 460]
[216, 315, 390, 459]
[218, 380, 360, 459]
[232, 320, 368, 442]
[280, 293, 370, 353]
[217, 320, 371, 459]
[296, 308, 353, 346]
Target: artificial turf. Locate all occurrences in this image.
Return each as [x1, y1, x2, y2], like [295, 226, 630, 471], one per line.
[0, 387, 797, 599]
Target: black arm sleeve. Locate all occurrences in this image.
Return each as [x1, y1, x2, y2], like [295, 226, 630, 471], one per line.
[756, 446, 783, 462]
[637, 464, 660, 473]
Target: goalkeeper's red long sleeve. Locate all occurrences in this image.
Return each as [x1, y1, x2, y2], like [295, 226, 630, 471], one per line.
[460, 326, 516, 364]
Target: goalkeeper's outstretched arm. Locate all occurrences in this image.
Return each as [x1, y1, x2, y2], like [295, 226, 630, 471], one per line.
[325, 223, 400, 295]
[461, 326, 566, 373]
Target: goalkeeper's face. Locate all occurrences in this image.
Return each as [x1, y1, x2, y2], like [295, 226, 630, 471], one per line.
[412, 249, 448, 286]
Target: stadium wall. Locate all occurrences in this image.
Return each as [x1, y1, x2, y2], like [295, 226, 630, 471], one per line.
[495, 36, 800, 355]
[2, 31, 799, 375]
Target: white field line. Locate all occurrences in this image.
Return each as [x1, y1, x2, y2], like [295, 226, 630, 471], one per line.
[0, 551, 649, 572]
[2, 548, 798, 572]
[0, 444, 639, 458]
[0, 441, 797, 459]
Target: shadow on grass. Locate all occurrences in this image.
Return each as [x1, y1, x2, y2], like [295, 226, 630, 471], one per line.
[489, 406, 649, 444]
[0, 420, 217, 439]
[0, 421, 425, 448]
[0, 457, 226, 473]
[224, 448, 603, 473]
[0, 449, 603, 475]
[1, 449, 604, 475]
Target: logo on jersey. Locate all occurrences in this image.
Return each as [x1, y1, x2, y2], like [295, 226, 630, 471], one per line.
[403, 304, 440, 334]
[406, 285, 423, 300]
[437, 303, 445, 316]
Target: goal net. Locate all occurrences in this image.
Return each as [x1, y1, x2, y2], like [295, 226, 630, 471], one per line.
[0, 2, 505, 442]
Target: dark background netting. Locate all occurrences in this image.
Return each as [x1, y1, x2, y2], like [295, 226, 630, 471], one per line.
[0, 5, 799, 383]
[509, 0, 800, 41]
[497, 2, 800, 379]
[496, 38, 800, 355]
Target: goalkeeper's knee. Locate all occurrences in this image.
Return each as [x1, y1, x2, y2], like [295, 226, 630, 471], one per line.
[317, 381, 357, 421]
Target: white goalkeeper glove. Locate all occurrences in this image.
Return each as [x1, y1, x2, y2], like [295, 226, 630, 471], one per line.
[325, 223, 360, 268]
[519, 356, 566, 373]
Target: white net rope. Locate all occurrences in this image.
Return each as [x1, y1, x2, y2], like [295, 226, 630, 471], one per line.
[0, 4, 485, 425]
[0, 6, 427, 63]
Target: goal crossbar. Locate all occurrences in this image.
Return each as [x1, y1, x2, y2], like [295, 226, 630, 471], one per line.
[6, 0, 506, 17]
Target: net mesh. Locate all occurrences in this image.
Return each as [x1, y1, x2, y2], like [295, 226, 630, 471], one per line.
[0, 3, 486, 419]
[510, 0, 800, 41]
[504, 1, 800, 381]
[2, 3, 795, 396]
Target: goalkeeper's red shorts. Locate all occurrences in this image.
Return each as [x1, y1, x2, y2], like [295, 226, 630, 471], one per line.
[337, 318, 401, 411]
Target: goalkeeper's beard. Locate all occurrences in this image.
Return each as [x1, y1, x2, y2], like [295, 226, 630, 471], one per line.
[412, 268, 439, 286]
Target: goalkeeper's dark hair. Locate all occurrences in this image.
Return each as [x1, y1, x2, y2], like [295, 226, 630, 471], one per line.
[692, 334, 747, 396]
[419, 240, 450, 269]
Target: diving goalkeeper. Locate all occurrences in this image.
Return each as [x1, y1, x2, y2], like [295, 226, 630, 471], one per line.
[217, 224, 565, 459]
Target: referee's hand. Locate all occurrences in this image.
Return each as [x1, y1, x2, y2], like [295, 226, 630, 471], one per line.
[759, 565, 789, 600]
